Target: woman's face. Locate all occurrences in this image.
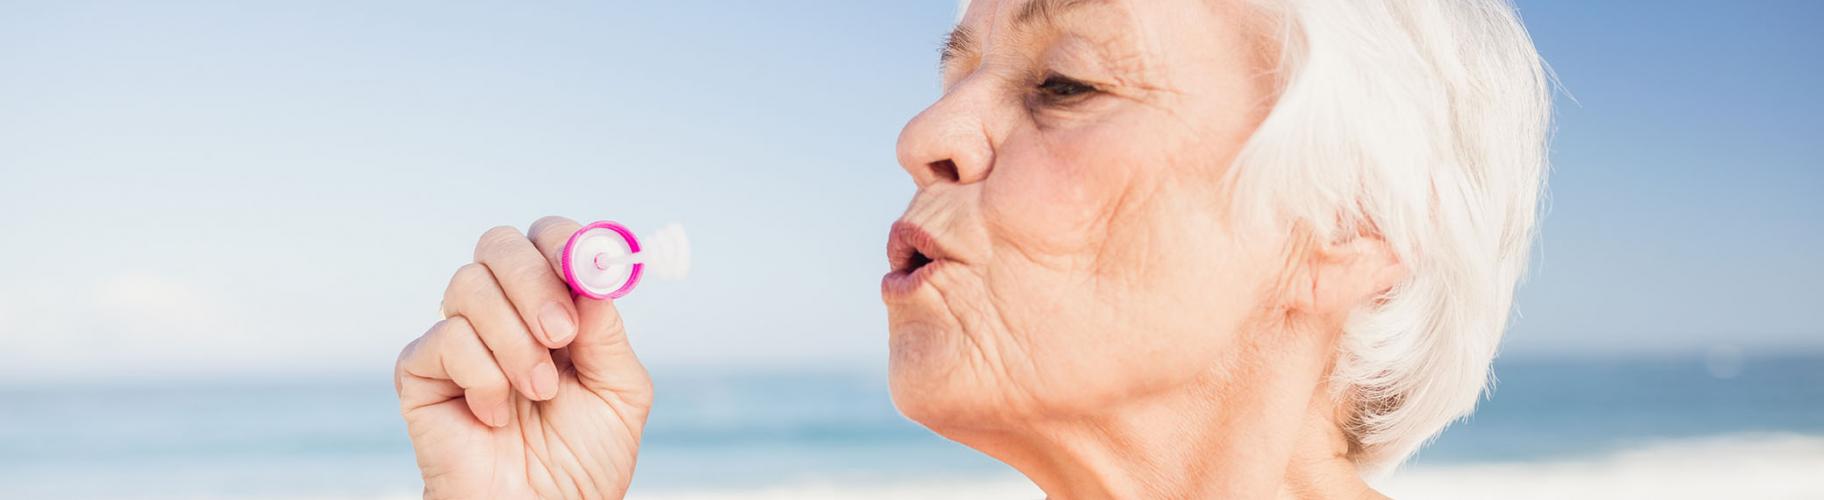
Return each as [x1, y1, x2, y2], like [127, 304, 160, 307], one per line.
[884, 0, 1282, 429]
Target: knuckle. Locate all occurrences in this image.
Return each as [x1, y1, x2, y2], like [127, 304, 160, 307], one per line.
[423, 318, 457, 351]
[396, 337, 421, 367]
[407, 321, 451, 358]
[474, 225, 524, 260]
[445, 263, 492, 303]
[602, 309, 627, 334]
[398, 323, 439, 362]
[531, 215, 566, 229]
[393, 342, 412, 380]
[476, 368, 511, 392]
[530, 216, 572, 237]
[494, 334, 548, 368]
[502, 259, 555, 290]
[438, 315, 474, 337]
[596, 308, 630, 343]
[530, 216, 580, 252]
[394, 331, 432, 394]
[499, 337, 543, 361]
[467, 317, 536, 358]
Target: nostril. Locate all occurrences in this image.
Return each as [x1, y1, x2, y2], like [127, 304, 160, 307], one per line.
[927, 160, 960, 183]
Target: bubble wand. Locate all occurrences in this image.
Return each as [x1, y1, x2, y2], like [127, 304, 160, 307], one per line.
[560, 221, 690, 300]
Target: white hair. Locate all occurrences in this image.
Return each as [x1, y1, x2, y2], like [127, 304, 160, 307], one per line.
[954, 0, 1551, 474]
[1229, 0, 1551, 472]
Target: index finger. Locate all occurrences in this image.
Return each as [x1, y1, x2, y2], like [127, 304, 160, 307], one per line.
[528, 215, 584, 278]
[475, 225, 578, 349]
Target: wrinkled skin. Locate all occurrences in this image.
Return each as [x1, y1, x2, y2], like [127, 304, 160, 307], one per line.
[884, 0, 1399, 498]
[886, 0, 1282, 431]
[396, 217, 652, 499]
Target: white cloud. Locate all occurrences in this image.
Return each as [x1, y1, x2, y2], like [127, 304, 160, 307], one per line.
[91, 273, 240, 341]
[0, 273, 269, 380]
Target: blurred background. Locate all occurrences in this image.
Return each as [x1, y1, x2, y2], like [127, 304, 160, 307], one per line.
[1, 1, 1819, 499]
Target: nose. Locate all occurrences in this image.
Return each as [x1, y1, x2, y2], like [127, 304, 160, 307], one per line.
[895, 85, 995, 188]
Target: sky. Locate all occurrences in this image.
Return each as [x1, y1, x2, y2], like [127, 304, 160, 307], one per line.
[0, 1, 1818, 381]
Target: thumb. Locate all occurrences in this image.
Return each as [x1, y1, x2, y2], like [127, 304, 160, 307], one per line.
[569, 298, 654, 412]
[525, 215, 652, 413]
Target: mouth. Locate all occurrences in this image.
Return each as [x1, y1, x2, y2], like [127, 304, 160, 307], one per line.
[883, 220, 952, 297]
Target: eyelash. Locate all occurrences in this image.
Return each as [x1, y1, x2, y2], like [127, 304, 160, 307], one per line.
[1033, 74, 1098, 106]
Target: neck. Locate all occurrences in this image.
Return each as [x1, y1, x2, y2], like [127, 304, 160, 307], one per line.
[943, 332, 1384, 500]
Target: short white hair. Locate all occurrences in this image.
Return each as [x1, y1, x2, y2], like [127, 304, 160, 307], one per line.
[954, 0, 1551, 473]
[1229, 0, 1550, 472]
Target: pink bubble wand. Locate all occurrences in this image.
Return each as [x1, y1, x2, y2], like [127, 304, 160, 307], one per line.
[560, 221, 691, 300]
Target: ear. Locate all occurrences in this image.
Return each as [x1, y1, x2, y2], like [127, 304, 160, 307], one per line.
[1300, 232, 1406, 325]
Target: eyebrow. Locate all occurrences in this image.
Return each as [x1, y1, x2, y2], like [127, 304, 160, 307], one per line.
[940, 27, 975, 66]
[1015, 0, 1102, 26]
[939, 0, 1107, 67]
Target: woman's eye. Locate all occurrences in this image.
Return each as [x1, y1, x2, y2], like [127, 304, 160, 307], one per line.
[1034, 74, 1098, 104]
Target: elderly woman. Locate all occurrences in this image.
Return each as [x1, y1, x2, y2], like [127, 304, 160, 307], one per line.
[394, 0, 1549, 498]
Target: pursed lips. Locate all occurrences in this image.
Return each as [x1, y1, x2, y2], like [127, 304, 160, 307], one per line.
[882, 220, 955, 297]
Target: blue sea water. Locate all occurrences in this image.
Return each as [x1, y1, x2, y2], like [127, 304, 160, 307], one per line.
[0, 353, 1819, 499]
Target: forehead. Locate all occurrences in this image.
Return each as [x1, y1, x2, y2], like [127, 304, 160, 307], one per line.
[944, 0, 1133, 63]
[957, 0, 1117, 32]
[944, 0, 1267, 68]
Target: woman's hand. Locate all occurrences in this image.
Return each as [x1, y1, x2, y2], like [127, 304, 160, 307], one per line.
[395, 216, 653, 500]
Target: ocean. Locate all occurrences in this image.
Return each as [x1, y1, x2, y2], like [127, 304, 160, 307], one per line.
[2, 353, 1820, 500]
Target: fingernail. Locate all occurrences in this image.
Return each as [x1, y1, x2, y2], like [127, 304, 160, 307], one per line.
[491, 400, 513, 427]
[532, 361, 559, 400]
[541, 303, 576, 345]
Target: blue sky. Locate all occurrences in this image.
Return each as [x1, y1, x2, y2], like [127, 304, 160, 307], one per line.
[0, 1, 1818, 379]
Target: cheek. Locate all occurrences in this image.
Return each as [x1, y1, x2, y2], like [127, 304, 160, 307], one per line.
[980, 144, 1108, 260]
[1091, 137, 1271, 344]
[966, 127, 1240, 384]
[989, 117, 1274, 383]
[979, 127, 1150, 264]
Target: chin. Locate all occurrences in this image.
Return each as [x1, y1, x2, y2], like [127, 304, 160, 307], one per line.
[885, 314, 963, 423]
[884, 314, 1010, 433]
